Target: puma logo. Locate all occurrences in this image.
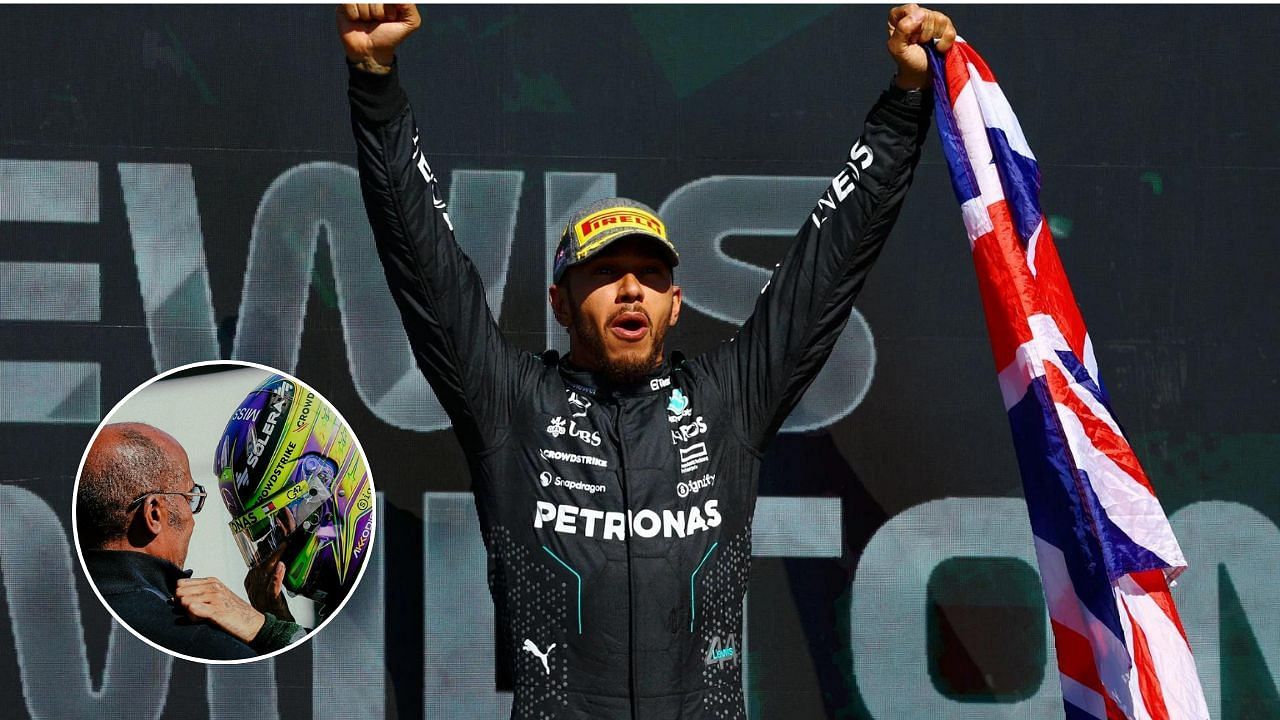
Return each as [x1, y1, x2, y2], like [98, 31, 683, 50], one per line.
[522, 638, 556, 676]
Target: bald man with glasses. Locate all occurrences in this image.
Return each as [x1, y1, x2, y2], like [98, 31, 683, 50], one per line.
[77, 422, 288, 660]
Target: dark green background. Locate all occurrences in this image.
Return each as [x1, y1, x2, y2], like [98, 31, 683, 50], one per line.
[0, 5, 1276, 718]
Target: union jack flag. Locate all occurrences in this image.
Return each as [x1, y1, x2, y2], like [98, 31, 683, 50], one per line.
[927, 40, 1209, 720]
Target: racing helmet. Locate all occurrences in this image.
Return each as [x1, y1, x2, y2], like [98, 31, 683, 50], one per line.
[214, 374, 374, 605]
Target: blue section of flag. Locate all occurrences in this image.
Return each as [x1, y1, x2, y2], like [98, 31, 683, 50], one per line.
[1055, 350, 1107, 406]
[1079, 467, 1172, 582]
[986, 125, 1043, 241]
[1063, 699, 1103, 720]
[1008, 377, 1125, 639]
[928, 49, 982, 206]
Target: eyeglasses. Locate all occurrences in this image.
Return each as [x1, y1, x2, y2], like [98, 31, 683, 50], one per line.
[128, 483, 207, 514]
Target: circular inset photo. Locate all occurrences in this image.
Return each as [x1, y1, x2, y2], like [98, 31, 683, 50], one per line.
[72, 361, 376, 663]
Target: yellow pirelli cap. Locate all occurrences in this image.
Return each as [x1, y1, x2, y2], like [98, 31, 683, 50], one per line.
[553, 197, 679, 282]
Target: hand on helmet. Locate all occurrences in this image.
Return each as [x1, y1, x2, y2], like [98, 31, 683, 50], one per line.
[245, 542, 295, 622]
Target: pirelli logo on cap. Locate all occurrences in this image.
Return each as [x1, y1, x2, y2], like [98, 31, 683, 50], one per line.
[574, 207, 667, 258]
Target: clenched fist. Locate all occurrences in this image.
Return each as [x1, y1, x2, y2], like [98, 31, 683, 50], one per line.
[338, 4, 422, 73]
[887, 4, 956, 90]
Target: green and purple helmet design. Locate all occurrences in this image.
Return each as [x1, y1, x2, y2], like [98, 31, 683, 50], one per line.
[215, 375, 374, 605]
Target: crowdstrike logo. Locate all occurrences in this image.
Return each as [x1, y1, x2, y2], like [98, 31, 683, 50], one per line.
[538, 448, 609, 468]
[293, 392, 314, 432]
[534, 499, 722, 540]
[677, 473, 715, 498]
[263, 440, 299, 493]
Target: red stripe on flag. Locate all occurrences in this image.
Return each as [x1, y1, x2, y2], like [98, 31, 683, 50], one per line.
[957, 42, 999, 83]
[945, 41, 972, 107]
[1129, 569, 1191, 645]
[1124, 600, 1173, 720]
[972, 200, 1041, 372]
[1042, 362, 1158, 497]
[1025, 219, 1090, 365]
[1050, 619, 1106, 694]
[1051, 619, 1130, 719]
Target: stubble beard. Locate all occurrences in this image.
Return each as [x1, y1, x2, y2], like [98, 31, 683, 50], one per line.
[570, 305, 668, 386]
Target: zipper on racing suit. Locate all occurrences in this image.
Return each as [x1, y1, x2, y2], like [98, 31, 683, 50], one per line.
[611, 398, 639, 720]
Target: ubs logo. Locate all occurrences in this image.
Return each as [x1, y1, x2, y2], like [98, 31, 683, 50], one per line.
[547, 416, 601, 447]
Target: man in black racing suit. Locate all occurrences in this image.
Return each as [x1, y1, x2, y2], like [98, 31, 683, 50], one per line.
[339, 3, 956, 718]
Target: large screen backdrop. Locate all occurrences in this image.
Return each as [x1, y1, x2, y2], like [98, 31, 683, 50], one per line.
[1, 5, 1277, 719]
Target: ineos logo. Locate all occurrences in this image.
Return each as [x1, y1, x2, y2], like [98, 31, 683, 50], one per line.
[670, 416, 707, 445]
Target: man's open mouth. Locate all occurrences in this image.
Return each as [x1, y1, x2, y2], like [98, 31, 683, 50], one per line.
[609, 311, 650, 341]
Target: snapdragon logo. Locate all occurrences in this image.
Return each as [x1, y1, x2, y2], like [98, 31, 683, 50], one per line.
[538, 471, 606, 495]
[534, 499, 721, 540]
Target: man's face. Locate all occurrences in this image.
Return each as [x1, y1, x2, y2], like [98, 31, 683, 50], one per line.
[550, 237, 681, 384]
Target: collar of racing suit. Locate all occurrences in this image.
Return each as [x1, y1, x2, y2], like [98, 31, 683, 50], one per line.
[552, 351, 686, 400]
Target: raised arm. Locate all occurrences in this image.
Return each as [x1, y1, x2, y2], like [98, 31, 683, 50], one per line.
[341, 4, 526, 452]
[700, 4, 955, 450]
